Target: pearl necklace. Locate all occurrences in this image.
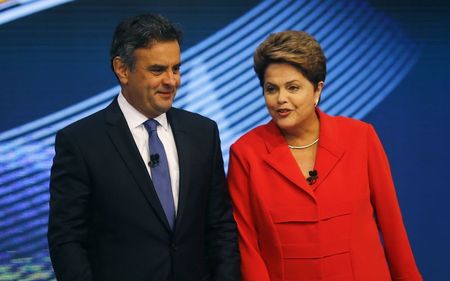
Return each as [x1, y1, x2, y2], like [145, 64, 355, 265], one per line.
[288, 138, 319, 149]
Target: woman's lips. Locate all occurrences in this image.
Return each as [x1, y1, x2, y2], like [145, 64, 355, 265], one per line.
[276, 108, 292, 117]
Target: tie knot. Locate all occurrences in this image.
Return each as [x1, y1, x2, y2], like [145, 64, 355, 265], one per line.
[144, 119, 158, 132]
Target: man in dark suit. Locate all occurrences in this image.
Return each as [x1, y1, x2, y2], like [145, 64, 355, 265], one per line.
[47, 13, 240, 281]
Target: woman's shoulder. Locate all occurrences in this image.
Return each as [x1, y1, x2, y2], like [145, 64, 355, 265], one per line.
[322, 111, 372, 133]
[318, 111, 377, 150]
[231, 122, 273, 150]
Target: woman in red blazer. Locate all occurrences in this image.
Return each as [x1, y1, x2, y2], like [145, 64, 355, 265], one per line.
[227, 31, 422, 281]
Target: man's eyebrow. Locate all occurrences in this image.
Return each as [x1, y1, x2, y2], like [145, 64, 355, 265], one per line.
[148, 64, 167, 69]
[147, 63, 181, 69]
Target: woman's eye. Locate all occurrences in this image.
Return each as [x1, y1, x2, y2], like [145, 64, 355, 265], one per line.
[265, 85, 276, 93]
[288, 85, 300, 92]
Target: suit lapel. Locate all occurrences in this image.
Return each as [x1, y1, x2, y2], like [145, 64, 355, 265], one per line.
[262, 110, 346, 198]
[312, 110, 345, 192]
[166, 109, 191, 229]
[104, 99, 172, 231]
[262, 121, 316, 199]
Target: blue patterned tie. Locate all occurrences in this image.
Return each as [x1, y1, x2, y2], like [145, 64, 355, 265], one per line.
[144, 119, 175, 229]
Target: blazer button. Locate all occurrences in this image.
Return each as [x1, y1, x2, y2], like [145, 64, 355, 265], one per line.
[171, 243, 177, 251]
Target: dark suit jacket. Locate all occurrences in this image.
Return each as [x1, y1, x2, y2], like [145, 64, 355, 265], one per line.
[48, 99, 240, 281]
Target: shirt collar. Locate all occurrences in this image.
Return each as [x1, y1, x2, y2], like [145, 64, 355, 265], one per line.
[117, 92, 169, 130]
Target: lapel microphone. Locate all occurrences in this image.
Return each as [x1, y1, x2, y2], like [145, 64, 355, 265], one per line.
[306, 170, 319, 185]
[149, 153, 160, 168]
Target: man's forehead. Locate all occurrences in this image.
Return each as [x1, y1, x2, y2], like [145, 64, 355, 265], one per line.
[133, 42, 180, 65]
[141, 40, 180, 52]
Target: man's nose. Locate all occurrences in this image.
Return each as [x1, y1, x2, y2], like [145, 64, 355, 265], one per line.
[162, 71, 177, 87]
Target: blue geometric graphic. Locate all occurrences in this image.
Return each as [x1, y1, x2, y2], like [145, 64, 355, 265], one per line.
[0, 0, 73, 25]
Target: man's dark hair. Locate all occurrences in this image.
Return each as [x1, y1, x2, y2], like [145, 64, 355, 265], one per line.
[110, 13, 183, 71]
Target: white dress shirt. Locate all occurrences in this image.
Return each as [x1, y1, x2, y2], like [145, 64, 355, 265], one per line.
[117, 93, 180, 213]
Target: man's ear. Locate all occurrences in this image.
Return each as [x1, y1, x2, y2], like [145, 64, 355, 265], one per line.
[112, 56, 129, 85]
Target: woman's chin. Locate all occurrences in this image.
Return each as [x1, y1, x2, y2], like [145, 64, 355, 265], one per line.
[273, 118, 298, 132]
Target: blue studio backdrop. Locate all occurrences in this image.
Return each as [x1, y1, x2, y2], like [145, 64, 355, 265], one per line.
[0, 0, 449, 280]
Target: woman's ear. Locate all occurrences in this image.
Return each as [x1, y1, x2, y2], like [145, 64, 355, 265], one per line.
[315, 81, 324, 106]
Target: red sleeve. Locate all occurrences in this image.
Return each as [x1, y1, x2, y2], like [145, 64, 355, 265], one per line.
[227, 144, 271, 281]
[367, 125, 422, 281]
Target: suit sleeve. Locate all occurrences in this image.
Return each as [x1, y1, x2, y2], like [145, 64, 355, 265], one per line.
[206, 124, 241, 281]
[367, 125, 422, 281]
[48, 130, 93, 281]
[227, 144, 271, 281]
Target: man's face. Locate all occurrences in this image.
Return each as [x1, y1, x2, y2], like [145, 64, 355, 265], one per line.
[116, 40, 181, 118]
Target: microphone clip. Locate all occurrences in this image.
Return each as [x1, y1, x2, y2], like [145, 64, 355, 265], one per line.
[149, 153, 160, 168]
[306, 170, 318, 185]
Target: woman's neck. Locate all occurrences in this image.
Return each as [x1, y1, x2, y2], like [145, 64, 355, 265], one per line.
[282, 114, 320, 146]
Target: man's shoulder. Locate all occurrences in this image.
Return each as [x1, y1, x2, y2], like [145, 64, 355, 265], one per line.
[168, 107, 216, 128]
[58, 104, 110, 138]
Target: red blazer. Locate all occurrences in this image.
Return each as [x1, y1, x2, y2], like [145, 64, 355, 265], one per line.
[227, 110, 422, 281]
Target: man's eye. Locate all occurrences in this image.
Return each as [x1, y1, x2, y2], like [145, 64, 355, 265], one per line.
[149, 67, 165, 74]
[172, 67, 180, 74]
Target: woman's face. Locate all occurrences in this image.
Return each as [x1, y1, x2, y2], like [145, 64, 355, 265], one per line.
[263, 63, 323, 133]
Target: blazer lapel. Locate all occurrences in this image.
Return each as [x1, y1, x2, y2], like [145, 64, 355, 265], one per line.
[166, 109, 191, 229]
[312, 110, 345, 192]
[104, 99, 172, 231]
[262, 121, 316, 200]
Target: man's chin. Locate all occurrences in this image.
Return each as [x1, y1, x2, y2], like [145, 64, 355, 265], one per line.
[155, 103, 174, 114]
